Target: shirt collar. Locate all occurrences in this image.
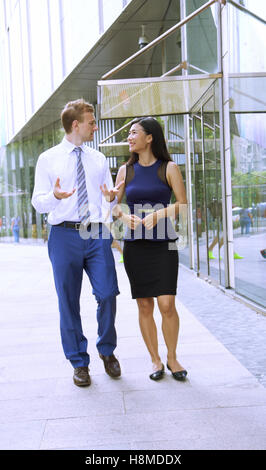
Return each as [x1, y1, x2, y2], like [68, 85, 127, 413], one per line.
[62, 136, 87, 154]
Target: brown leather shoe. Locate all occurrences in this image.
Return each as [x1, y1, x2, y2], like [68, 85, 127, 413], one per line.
[73, 366, 91, 387]
[99, 354, 121, 378]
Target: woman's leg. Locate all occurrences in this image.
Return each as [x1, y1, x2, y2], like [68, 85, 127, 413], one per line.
[157, 295, 185, 372]
[208, 235, 218, 251]
[136, 297, 162, 371]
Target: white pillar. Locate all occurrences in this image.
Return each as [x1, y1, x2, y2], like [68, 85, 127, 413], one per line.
[181, 0, 194, 269]
[219, 1, 235, 288]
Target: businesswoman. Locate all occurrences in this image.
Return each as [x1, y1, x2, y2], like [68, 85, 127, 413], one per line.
[102, 117, 187, 381]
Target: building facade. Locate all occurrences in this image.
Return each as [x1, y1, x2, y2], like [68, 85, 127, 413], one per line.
[0, 0, 265, 310]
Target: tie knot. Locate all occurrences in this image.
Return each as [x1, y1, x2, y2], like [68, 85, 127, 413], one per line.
[74, 147, 82, 157]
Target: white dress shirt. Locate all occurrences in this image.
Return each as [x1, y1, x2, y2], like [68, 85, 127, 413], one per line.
[31, 137, 115, 225]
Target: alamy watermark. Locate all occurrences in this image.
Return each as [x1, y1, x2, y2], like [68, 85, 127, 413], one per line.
[78, 202, 188, 251]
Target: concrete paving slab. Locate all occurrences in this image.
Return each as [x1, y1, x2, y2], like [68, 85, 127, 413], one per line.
[0, 420, 47, 450]
[0, 392, 125, 423]
[0, 242, 266, 451]
[39, 410, 214, 450]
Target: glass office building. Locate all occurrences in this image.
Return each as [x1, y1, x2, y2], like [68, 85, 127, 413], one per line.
[0, 0, 265, 310]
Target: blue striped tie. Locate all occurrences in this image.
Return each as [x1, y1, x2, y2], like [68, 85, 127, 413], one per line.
[74, 147, 90, 224]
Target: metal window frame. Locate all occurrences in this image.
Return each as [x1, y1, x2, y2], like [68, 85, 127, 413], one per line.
[101, 0, 223, 80]
[227, 0, 266, 25]
[97, 0, 265, 293]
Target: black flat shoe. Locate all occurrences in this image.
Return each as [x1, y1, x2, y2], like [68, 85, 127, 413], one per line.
[167, 363, 187, 381]
[149, 364, 165, 381]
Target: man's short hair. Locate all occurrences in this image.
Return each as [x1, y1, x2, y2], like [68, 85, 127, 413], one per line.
[61, 99, 94, 133]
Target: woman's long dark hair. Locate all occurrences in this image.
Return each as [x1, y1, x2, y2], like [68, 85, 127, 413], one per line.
[127, 117, 172, 166]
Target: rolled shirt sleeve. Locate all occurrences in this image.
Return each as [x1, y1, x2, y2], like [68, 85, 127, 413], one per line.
[31, 139, 117, 225]
[31, 154, 61, 214]
[100, 158, 117, 223]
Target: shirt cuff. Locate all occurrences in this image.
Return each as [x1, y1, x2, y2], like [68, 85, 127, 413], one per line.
[44, 190, 62, 212]
[109, 196, 118, 208]
[51, 190, 62, 205]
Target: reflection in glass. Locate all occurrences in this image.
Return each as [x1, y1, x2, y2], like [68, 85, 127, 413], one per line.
[185, 83, 224, 286]
[203, 95, 223, 286]
[229, 3, 266, 74]
[186, 0, 218, 74]
[28, 0, 51, 110]
[229, 76, 266, 114]
[231, 112, 266, 307]
[0, 123, 64, 244]
[99, 76, 217, 119]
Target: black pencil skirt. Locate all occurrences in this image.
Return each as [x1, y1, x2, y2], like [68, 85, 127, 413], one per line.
[123, 240, 178, 299]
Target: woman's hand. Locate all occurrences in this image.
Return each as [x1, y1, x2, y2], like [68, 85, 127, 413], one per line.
[122, 213, 142, 230]
[142, 212, 157, 230]
[112, 203, 141, 229]
[100, 181, 125, 202]
[142, 209, 165, 230]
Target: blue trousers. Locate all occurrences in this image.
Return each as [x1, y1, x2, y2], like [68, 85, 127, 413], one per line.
[48, 224, 119, 368]
[13, 227, 20, 242]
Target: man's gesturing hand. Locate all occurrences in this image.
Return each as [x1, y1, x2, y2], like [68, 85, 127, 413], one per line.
[53, 177, 76, 200]
[100, 180, 125, 202]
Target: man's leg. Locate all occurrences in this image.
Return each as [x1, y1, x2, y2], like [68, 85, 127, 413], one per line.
[84, 228, 119, 357]
[48, 226, 90, 368]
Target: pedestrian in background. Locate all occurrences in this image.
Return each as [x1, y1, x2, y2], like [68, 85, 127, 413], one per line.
[240, 207, 253, 235]
[11, 215, 20, 243]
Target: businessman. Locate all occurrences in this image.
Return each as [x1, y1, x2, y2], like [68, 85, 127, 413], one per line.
[32, 99, 122, 386]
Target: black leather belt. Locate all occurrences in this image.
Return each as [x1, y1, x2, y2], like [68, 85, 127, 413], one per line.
[55, 221, 91, 230]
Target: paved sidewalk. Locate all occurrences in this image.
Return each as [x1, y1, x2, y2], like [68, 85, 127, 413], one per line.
[0, 242, 266, 450]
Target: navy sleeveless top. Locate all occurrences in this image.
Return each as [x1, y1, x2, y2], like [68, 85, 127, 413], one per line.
[124, 160, 178, 241]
